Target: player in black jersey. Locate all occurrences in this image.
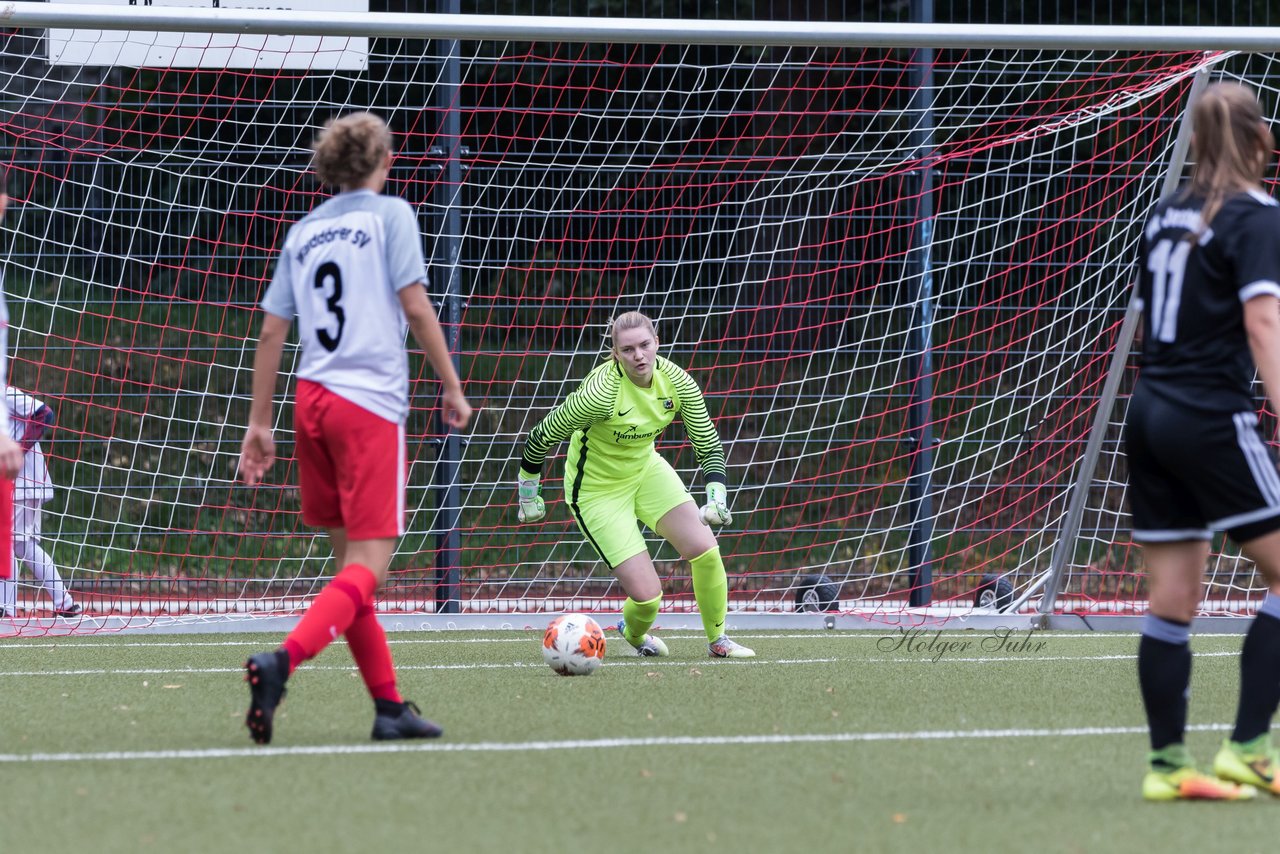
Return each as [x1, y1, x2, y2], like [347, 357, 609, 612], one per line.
[1128, 81, 1280, 801]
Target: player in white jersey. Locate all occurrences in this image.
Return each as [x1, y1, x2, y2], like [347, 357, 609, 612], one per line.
[238, 112, 471, 744]
[0, 170, 29, 598]
[0, 387, 78, 618]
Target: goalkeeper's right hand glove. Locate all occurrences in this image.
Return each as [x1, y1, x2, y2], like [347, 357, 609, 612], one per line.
[699, 481, 732, 527]
[517, 471, 546, 523]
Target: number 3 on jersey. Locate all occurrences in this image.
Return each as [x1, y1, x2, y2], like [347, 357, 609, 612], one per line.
[313, 260, 345, 352]
[1146, 238, 1192, 343]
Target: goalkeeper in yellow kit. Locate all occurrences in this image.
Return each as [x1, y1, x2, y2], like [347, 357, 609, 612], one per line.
[516, 311, 754, 658]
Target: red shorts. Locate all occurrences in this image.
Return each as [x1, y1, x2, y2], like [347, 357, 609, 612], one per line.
[295, 380, 405, 540]
[0, 475, 10, 580]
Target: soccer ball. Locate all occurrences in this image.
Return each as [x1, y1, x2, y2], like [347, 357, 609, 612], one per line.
[542, 613, 606, 676]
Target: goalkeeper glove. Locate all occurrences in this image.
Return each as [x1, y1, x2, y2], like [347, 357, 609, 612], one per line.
[517, 471, 546, 523]
[699, 481, 732, 527]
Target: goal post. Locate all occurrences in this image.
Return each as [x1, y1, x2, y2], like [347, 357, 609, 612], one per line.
[0, 2, 1275, 634]
[1030, 69, 1209, 623]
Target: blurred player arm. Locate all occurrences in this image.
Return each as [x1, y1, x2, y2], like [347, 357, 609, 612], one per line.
[1245, 294, 1280, 423]
[1239, 207, 1280, 425]
[239, 311, 291, 485]
[19, 403, 54, 452]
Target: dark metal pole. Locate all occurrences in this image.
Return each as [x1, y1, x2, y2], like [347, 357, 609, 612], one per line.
[907, 0, 936, 607]
[432, 0, 463, 613]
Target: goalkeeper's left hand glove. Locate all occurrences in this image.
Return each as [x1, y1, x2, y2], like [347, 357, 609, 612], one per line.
[517, 470, 546, 523]
[699, 482, 732, 527]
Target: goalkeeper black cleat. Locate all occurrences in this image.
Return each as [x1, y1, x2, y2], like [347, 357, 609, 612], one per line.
[372, 699, 443, 741]
[55, 603, 83, 618]
[245, 651, 288, 745]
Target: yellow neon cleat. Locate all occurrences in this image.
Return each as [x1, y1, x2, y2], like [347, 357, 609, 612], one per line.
[1213, 739, 1280, 796]
[1143, 765, 1257, 801]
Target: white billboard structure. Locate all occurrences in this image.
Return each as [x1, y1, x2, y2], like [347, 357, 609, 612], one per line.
[47, 0, 369, 69]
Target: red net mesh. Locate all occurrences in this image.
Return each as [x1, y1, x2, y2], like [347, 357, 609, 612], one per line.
[0, 25, 1256, 633]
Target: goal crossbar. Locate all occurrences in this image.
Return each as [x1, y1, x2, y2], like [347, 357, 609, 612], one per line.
[6, 2, 1280, 51]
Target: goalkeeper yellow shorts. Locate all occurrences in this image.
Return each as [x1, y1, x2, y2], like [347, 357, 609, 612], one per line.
[566, 453, 694, 568]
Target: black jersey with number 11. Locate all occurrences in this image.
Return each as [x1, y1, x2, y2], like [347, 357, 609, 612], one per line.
[1136, 189, 1280, 412]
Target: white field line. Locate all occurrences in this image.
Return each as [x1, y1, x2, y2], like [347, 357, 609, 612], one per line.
[0, 722, 1231, 765]
[0, 632, 1245, 651]
[0, 650, 1241, 679]
[0, 659, 834, 677]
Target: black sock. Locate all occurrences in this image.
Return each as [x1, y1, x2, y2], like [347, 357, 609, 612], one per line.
[1138, 632, 1192, 753]
[375, 698, 405, 717]
[1232, 611, 1280, 744]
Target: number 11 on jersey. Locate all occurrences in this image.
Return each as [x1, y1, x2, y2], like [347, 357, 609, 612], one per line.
[1146, 237, 1191, 343]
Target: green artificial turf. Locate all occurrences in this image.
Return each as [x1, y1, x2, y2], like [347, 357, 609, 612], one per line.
[1, 629, 1276, 853]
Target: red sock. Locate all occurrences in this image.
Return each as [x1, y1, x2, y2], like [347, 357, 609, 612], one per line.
[0, 476, 12, 580]
[345, 603, 402, 703]
[281, 564, 377, 673]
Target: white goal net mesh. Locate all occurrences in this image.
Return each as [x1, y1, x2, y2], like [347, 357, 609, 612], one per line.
[0, 15, 1271, 632]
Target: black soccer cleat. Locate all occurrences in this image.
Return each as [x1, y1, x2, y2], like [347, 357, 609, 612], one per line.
[55, 603, 83, 618]
[371, 699, 443, 741]
[244, 651, 288, 745]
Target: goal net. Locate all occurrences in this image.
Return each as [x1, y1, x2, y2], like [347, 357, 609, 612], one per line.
[0, 8, 1272, 633]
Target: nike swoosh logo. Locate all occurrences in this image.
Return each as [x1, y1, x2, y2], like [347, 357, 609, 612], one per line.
[1248, 759, 1276, 783]
[618, 407, 633, 416]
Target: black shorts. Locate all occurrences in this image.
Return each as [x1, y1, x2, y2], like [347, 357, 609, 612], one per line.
[1125, 384, 1280, 544]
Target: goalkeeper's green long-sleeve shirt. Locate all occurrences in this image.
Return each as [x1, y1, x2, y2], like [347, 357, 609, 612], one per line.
[519, 356, 727, 489]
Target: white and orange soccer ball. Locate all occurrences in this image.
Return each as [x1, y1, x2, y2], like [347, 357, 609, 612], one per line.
[542, 613, 606, 676]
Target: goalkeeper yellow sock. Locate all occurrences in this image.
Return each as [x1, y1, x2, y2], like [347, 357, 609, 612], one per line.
[622, 594, 661, 645]
[690, 546, 728, 642]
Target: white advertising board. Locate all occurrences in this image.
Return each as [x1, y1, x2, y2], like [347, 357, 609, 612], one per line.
[48, 0, 370, 70]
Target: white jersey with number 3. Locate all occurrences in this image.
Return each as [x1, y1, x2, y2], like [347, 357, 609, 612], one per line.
[261, 189, 428, 423]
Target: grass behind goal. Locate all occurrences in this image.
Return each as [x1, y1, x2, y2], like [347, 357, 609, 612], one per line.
[2, 629, 1276, 853]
